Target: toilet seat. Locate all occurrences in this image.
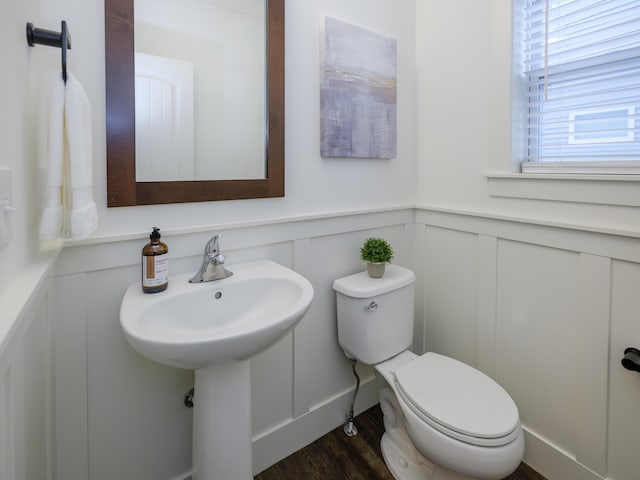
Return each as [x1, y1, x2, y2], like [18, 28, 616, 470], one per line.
[394, 353, 520, 448]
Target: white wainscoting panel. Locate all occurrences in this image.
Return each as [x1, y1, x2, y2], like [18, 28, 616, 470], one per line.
[608, 260, 640, 480]
[0, 353, 16, 480]
[416, 206, 640, 480]
[0, 281, 52, 480]
[496, 240, 580, 454]
[85, 266, 193, 480]
[51, 209, 413, 479]
[411, 223, 427, 354]
[574, 254, 610, 476]
[44, 207, 640, 480]
[476, 234, 498, 378]
[22, 301, 50, 480]
[250, 333, 294, 435]
[424, 226, 479, 366]
[292, 237, 314, 418]
[52, 273, 89, 480]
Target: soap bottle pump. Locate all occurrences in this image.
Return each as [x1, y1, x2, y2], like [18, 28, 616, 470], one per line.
[142, 227, 168, 293]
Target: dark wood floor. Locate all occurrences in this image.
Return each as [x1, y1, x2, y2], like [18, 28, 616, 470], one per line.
[255, 405, 546, 480]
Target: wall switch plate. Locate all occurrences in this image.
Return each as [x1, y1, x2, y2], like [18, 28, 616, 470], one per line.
[0, 167, 14, 248]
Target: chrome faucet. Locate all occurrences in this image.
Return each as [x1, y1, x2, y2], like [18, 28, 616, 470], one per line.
[189, 234, 233, 283]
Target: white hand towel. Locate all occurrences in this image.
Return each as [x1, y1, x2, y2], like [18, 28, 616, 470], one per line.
[39, 72, 98, 241]
[65, 73, 97, 240]
[39, 74, 66, 241]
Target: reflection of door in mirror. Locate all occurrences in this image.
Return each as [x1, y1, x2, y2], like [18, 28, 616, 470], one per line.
[135, 53, 195, 181]
[134, 0, 266, 181]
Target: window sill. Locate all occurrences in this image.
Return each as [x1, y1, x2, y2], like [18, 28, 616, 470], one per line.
[521, 161, 640, 175]
[486, 173, 640, 207]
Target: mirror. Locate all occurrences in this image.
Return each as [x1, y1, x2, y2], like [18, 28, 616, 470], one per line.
[105, 0, 284, 206]
[134, 0, 266, 182]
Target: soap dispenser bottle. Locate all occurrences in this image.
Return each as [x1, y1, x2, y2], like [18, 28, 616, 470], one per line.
[142, 227, 168, 293]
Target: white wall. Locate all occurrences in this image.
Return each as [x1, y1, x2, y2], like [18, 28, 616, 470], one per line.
[415, 0, 640, 233]
[415, 1, 640, 480]
[52, 210, 414, 479]
[60, 0, 417, 236]
[0, 0, 49, 295]
[2, 0, 418, 478]
[0, 0, 418, 264]
[4, 0, 640, 479]
[0, 265, 54, 480]
[0, 2, 61, 474]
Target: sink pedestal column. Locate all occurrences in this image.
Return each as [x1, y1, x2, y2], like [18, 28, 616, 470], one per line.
[192, 360, 252, 480]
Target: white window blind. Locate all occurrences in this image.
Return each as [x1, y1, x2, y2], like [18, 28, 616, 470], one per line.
[519, 0, 640, 173]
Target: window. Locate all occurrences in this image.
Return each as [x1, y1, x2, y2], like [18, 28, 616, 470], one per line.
[569, 107, 635, 145]
[517, 0, 640, 173]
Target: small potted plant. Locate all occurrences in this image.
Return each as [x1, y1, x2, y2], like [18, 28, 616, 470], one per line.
[360, 237, 394, 278]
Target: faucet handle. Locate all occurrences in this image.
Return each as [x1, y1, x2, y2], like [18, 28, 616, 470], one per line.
[205, 234, 222, 255]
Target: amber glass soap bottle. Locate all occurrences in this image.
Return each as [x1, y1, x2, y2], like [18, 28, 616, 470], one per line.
[141, 227, 168, 293]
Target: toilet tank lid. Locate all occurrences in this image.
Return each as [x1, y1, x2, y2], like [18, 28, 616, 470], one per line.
[333, 265, 415, 298]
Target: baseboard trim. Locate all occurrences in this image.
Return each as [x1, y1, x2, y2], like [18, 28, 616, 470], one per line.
[523, 427, 604, 480]
[252, 377, 379, 475]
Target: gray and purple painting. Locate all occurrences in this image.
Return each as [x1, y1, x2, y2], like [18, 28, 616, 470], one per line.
[320, 17, 397, 159]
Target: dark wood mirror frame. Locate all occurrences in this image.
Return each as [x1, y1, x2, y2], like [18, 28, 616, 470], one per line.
[105, 0, 284, 207]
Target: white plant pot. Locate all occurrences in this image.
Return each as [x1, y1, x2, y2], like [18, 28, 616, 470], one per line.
[367, 262, 386, 278]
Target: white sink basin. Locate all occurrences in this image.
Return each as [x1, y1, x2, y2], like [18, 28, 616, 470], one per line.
[120, 259, 314, 369]
[121, 258, 314, 479]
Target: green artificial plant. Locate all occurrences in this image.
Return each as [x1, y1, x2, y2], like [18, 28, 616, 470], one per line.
[360, 237, 394, 264]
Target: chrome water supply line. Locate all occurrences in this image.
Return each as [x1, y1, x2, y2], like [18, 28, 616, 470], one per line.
[344, 358, 360, 437]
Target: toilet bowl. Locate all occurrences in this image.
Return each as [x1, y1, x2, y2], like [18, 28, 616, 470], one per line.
[376, 350, 524, 480]
[333, 265, 524, 480]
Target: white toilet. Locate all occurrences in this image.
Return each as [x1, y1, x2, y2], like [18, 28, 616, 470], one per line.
[333, 265, 524, 480]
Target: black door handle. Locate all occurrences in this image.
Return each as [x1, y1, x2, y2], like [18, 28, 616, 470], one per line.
[621, 347, 640, 373]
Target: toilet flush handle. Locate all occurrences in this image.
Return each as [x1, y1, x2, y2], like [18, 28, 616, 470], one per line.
[365, 301, 378, 312]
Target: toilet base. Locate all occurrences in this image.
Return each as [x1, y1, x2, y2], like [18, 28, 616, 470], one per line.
[381, 432, 433, 480]
[377, 376, 502, 480]
[380, 426, 479, 480]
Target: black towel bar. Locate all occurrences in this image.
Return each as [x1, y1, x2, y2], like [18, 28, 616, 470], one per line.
[26, 21, 71, 82]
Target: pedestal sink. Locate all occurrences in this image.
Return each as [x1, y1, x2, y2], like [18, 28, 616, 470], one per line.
[120, 260, 314, 480]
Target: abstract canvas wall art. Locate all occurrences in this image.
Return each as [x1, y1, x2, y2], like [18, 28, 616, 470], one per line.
[320, 17, 397, 159]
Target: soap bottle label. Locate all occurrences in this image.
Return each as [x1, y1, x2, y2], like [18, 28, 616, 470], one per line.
[142, 253, 168, 287]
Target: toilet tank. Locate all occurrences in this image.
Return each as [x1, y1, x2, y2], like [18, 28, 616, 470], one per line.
[333, 265, 415, 365]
